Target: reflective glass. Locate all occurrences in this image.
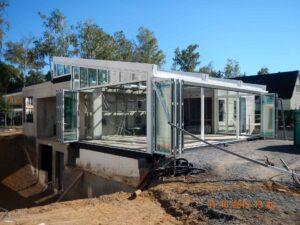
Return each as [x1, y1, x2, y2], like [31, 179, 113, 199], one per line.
[64, 91, 77, 141]
[98, 69, 109, 84]
[57, 64, 64, 76]
[88, 69, 97, 87]
[73, 67, 80, 90]
[64, 65, 71, 74]
[80, 67, 88, 88]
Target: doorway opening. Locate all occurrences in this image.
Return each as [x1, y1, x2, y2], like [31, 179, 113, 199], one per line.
[39, 145, 53, 182]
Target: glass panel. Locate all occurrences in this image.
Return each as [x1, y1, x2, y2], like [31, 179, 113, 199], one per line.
[238, 92, 260, 136]
[240, 97, 247, 132]
[88, 69, 97, 87]
[261, 94, 275, 137]
[64, 65, 70, 74]
[80, 67, 88, 88]
[155, 80, 172, 154]
[64, 91, 77, 141]
[98, 69, 108, 84]
[73, 66, 80, 90]
[216, 90, 237, 135]
[57, 64, 64, 76]
[53, 64, 57, 77]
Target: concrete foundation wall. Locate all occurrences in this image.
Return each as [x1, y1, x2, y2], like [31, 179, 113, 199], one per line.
[62, 167, 133, 201]
[75, 149, 149, 186]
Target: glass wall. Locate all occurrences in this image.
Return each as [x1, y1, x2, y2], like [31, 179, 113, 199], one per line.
[155, 80, 173, 154]
[57, 64, 64, 76]
[77, 81, 147, 150]
[183, 85, 214, 134]
[88, 69, 97, 87]
[80, 67, 88, 88]
[216, 90, 238, 135]
[98, 69, 110, 84]
[73, 67, 80, 90]
[261, 94, 276, 137]
[238, 92, 261, 136]
[63, 91, 78, 142]
[54, 64, 71, 77]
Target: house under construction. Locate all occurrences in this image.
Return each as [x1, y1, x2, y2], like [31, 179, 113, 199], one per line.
[20, 57, 277, 190]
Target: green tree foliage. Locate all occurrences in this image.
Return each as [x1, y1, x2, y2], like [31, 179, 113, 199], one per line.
[4, 37, 43, 87]
[0, 94, 11, 115]
[0, 0, 8, 54]
[173, 44, 200, 72]
[0, 62, 20, 94]
[134, 27, 165, 66]
[73, 21, 115, 60]
[34, 9, 72, 67]
[199, 61, 223, 78]
[113, 31, 134, 61]
[25, 70, 45, 86]
[257, 67, 269, 75]
[224, 58, 240, 78]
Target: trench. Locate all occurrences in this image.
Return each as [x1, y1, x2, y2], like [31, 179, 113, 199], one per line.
[0, 134, 134, 211]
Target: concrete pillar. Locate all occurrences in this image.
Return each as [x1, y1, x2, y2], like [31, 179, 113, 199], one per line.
[52, 148, 56, 190]
[201, 87, 205, 140]
[236, 92, 240, 139]
[93, 90, 102, 139]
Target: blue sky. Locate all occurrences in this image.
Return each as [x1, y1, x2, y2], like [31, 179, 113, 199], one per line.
[4, 0, 300, 74]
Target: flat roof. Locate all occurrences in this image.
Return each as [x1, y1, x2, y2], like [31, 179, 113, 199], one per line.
[155, 70, 267, 94]
[53, 57, 155, 73]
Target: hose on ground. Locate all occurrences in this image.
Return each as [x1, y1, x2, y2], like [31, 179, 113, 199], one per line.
[135, 157, 206, 193]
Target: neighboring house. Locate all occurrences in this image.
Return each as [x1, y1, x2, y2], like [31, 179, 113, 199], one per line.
[1, 91, 23, 126]
[233, 71, 300, 111]
[17, 57, 276, 192]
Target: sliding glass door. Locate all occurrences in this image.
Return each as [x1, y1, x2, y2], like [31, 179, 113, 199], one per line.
[56, 90, 79, 143]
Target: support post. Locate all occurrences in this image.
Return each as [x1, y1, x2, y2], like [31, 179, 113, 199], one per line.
[92, 89, 102, 139]
[201, 87, 205, 140]
[236, 92, 240, 139]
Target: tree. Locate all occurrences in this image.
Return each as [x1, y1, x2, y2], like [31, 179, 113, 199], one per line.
[199, 61, 222, 78]
[73, 21, 115, 60]
[34, 9, 72, 68]
[134, 27, 165, 66]
[113, 31, 134, 61]
[0, 93, 12, 126]
[0, 0, 8, 55]
[172, 44, 200, 72]
[25, 70, 45, 86]
[224, 58, 240, 78]
[4, 37, 43, 87]
[0, 62, 20, 94]
[257, 67, 269, 75]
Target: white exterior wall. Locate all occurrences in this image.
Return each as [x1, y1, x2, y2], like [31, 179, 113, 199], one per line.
[22, 81, 71, 137]
[76, 149, 140, 178]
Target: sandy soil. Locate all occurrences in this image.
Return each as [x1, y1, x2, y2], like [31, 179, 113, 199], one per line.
[1, 180, 299, 225]
[1, 133, 299, 224]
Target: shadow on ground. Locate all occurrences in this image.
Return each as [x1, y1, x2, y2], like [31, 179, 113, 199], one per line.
[257, 144, 300, 154]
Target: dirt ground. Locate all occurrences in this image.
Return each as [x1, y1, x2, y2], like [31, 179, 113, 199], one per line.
[1, 133, 299, 224]
[1, 179, 299, 225]
[184, 139, 300, 183]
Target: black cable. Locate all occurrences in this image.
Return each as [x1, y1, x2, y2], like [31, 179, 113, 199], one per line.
[138, 157, 206, 192]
